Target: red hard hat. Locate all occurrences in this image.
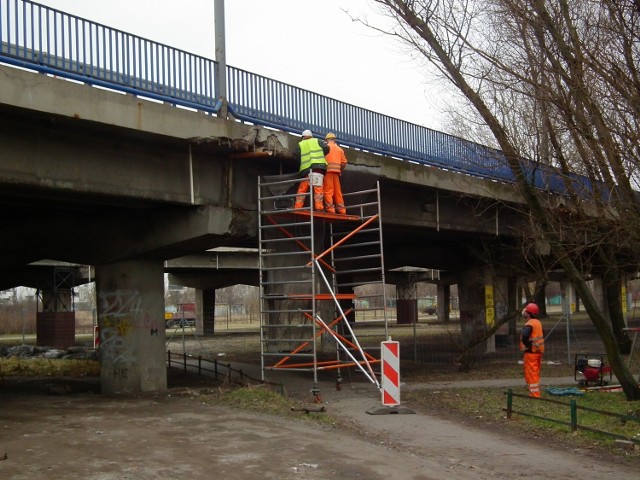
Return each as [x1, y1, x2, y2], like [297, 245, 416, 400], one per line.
[523, 303, 539, 315]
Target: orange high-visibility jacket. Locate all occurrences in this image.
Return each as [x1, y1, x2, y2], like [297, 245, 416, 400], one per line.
[520, 318, 545, 353]
[325, 143, 347, 174]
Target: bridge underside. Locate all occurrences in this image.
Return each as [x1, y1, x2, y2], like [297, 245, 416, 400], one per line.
[0, 64, 539, 394]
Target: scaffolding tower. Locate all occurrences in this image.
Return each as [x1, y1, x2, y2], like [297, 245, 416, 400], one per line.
[258, 174, 388, 401]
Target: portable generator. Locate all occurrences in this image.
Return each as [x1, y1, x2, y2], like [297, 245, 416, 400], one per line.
[574, 353, 612, 387]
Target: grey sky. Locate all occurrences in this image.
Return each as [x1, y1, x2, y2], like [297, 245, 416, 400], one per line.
[35, 0, 446, 130]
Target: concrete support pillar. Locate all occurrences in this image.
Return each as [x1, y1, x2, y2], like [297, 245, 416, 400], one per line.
[96, 259, 166, 395]
[458, 269, 486, 346]
[436, 284, 450, 322]
[622, 272, 630, 325]
[335, 280, 355, 344]
[574, 286, 581, 312]
[396, 281, 417, 325]
[493, 276, 509, 338]
[591, 276, 606, 312]
[458, 267, 494, 354]
[36, 267, 76, 349]
[490, 276, 517, 349]
[196, 288, 216, 336]
[560, 281, 575, 316]
[516, 279, 525, 310]
[36, 311, 75, 349]
[507, 277, 518, 339]
[338, 280, 356, 324]
[37, 288, 75, 348]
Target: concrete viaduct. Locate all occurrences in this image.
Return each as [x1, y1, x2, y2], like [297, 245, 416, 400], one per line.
[1, 63, 542, 394]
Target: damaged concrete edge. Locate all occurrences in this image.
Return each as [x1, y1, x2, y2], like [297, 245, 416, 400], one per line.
[188, 126, 295, 160]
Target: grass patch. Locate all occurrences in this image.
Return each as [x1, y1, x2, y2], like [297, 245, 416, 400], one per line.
[511, 389, 640, 447]
[197, 382, 337, 427]
[0, 357, 99, 377]
[401, 358, 574, 383]
[405, 385, 640, 456]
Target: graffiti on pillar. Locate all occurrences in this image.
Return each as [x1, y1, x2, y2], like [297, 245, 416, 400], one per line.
[144, 313, 159, 336]
[98, 290, 142, 373]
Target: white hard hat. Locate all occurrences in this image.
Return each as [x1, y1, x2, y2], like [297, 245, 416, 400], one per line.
[301, 129, 312, 138]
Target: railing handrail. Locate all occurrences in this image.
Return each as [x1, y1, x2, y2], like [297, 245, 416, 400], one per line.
[0, 0, 604, 198]
[504, 388, 640, 445]
[166, 350, 282, 390]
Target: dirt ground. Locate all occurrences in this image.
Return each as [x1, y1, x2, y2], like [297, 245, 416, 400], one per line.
[1, 369, 639, 480]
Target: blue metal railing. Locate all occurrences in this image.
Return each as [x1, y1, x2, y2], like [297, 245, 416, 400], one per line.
[0, 0, 601, 197]
[0, 0, 219, 110]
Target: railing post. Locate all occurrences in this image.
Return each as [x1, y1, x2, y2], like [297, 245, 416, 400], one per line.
[214, 359, 218, 381]
[167, 350, 171, 367]
[506, 389, 513, 419]
[183, 352, 187, 373]
[570, 399, 578, 432]
[198, 356, 202, 375]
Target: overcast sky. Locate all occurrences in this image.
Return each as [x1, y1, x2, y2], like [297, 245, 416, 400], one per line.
[35, 0, 447, 131]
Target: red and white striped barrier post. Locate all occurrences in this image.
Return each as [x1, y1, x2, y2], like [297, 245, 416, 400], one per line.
[381, 339, 400, 406]
[366, 339, 415, 415]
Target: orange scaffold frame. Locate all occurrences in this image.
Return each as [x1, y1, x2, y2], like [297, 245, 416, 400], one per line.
[258, 176, 387, 401]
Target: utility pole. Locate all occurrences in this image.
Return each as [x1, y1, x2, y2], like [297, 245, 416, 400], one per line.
[214, 0, 228, 118]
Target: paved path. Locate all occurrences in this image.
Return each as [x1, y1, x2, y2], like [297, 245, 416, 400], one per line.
[273, 370, 640, 480]
[2, 367, 637, 480]
[329, 393, 637, 480]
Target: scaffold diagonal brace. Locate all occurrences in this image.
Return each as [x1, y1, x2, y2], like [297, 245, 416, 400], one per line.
[314, 258, 381, 389]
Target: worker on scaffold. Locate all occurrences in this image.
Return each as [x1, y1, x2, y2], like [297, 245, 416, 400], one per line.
[294, 129, 329, 211]
[323, 132, 347, 214]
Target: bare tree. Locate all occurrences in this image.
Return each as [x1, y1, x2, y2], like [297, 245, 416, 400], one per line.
[366, 0, 640, 399]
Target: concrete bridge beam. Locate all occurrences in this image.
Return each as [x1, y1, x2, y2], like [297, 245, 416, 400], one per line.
[96, 259, 166, 395]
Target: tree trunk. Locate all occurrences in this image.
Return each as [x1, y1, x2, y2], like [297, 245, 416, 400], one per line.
[372, 0, 640, 400]
[603, 270, 632, 354]
[533, 281, 547, 318]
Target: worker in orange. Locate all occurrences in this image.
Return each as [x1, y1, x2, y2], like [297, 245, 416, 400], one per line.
[519, 302, 545, 397]
[323, 132, 348, 214]
[293, 129, 329, 211]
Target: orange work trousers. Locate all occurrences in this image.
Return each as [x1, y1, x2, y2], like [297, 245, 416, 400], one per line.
[523, 352, 542, 397]
[323, 172, 346, 214]
[294, 180, 324, 211]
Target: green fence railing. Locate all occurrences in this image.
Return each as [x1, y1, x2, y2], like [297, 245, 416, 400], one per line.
[504, 388, 640, 445]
